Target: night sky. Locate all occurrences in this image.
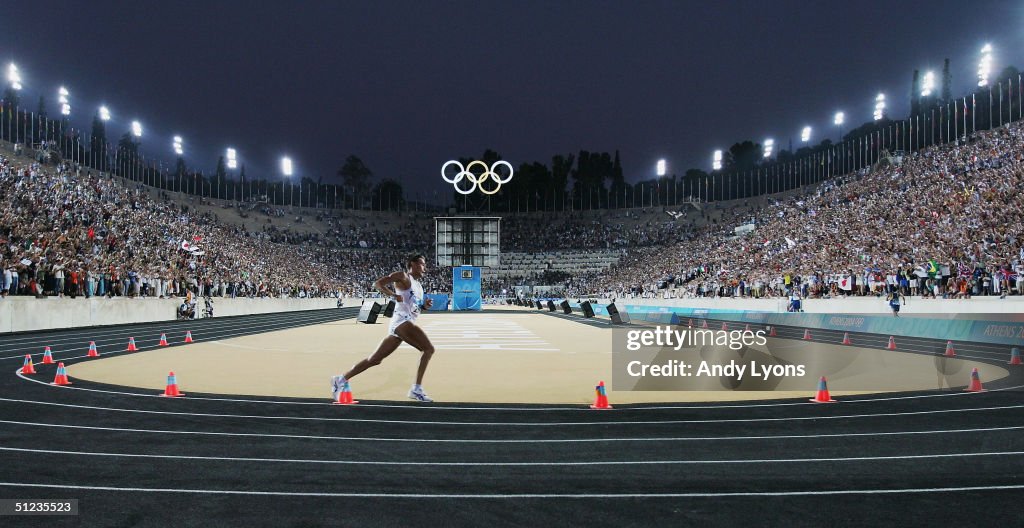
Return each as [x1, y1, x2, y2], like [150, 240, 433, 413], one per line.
[3, 0, 1022, 201]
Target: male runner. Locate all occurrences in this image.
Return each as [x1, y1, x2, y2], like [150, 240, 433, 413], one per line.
[331, 254, 436, 402]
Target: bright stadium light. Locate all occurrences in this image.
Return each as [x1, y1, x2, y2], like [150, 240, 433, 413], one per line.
[281, 156, 293, 176]
[712, 149, 722, 171]
[7, 63, 22, 91]
[921, 71, 935, 97]
[834, 112, 844, 126]
[99, 105, 111, 121]
[801, 126, 812, 142]
[656, 159, 666, 177]
[226, 147, 237, 169]
[873, 93, 886, 121]
[978, 44, 993, 87]
[58, 86, 70, 116]
[131, 120, 142, 138]
[173, 136, 184, 156]
[763, 138, 774, 158]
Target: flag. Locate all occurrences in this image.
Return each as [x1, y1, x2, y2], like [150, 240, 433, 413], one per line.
[785, 237, 796, 248]
[839, 276, 852, 291]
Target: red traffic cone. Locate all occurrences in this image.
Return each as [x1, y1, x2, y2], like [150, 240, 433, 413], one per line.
[21, 355, 37, 375]
[159, 333, 169, 346]
[721, 322, 729, 331]
[886, 336, 897, 350]
[332, 382, 359, 405]
[809, 376, 836, 403]
[51, 362, 72, 386]
[842, 332, 852, 345]
[701, 319, 709, 329]
[590, 381, 613, 410]
[184, 331, 194, 343]
[87, 341, 100, 357]
[688, 318, 694, 328]
[803, 329, 812, 340]
[964, 368, 984, 392]
[160, 371, 185, 397]
[944, 341, 956, 357]
[127, 337, 138, 352]
[1011, 347, 1022, 365]
[768, 326, 777, 337]
[42, 346, 54, 364]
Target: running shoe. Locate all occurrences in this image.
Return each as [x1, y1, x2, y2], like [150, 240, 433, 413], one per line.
[330, 375, 347, 401]
[408, 386, 433, 402]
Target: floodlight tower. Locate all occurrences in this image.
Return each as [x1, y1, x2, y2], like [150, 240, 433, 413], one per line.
[282, 156, 294, 209]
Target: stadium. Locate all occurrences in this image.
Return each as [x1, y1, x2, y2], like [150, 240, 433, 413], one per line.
[2, 2, 1024, 526]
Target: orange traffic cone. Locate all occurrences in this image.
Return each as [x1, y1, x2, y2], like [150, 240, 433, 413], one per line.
[964, 368, 984, 392]
[42, 346, 54, 364]
[332, 382, 359, 405]
[21, 355, 37, 375]
[51, 362, 71, 386]
[768, 326, 777, 337]
[809, 376, 836, 403]
[590, 381, 613, 409]
[1011, 347, 1022, 365]
[886, 336, 897, 350]
[127, 337, 138, 352]
[721, 322, 729, 331]
[944, 341, 956, 357]
[160, 371, 184, 397]
[842, 332, 853, 345]
[87, 341, 100, 357]
[803, 329, 812, 340]
[184, 331, 194, 343]
[159, 333, 169, 346]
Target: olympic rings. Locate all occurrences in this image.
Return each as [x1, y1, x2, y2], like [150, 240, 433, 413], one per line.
[441, 160, 514, 195]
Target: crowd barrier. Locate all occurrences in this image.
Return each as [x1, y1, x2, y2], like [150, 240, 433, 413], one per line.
[565, 297, 1024, 347]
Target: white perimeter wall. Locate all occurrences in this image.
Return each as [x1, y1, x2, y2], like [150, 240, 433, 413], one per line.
[0, 297, 351, 334]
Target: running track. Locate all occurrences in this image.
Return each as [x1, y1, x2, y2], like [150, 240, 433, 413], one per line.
[1, 308, 1022, 526]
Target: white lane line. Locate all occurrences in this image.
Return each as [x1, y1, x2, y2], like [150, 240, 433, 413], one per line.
[13, 366, 1024, 412]
[1, 445, 1022, 466]
[5, 393, 1024, 426]
[1, 419, 1022, 443]
[1, 481, 1023, 498]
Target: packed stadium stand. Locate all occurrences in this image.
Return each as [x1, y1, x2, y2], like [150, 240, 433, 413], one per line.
[2, 120, 1023, 304]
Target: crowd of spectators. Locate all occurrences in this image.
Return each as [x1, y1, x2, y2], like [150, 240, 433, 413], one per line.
[4, 120, 1023, 305]
[569, 123, 1024, 300]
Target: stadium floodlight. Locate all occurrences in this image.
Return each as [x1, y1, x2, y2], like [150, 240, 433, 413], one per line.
[656, 159, 666, 177]
[763, 138, 774, 158]
[834, 112, 844, 126]
[99, 105, 111, 121]
[173, 136, 184, 156]
[978, 44, 993, 87]
[7, 63, 22, 91]
[58, 86, 70, 116]
[281, 156, 293, 176]
[921, 71, 935, 97]
[712, 149, 722, 171]
[873, 93, 886, 121]
[131, 120, 142, 138]
[801, 126, 812, 142]
[226, 147, 238, 169]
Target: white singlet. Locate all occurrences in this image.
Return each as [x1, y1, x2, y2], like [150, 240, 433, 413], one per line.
[389, 274, 424, 338]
